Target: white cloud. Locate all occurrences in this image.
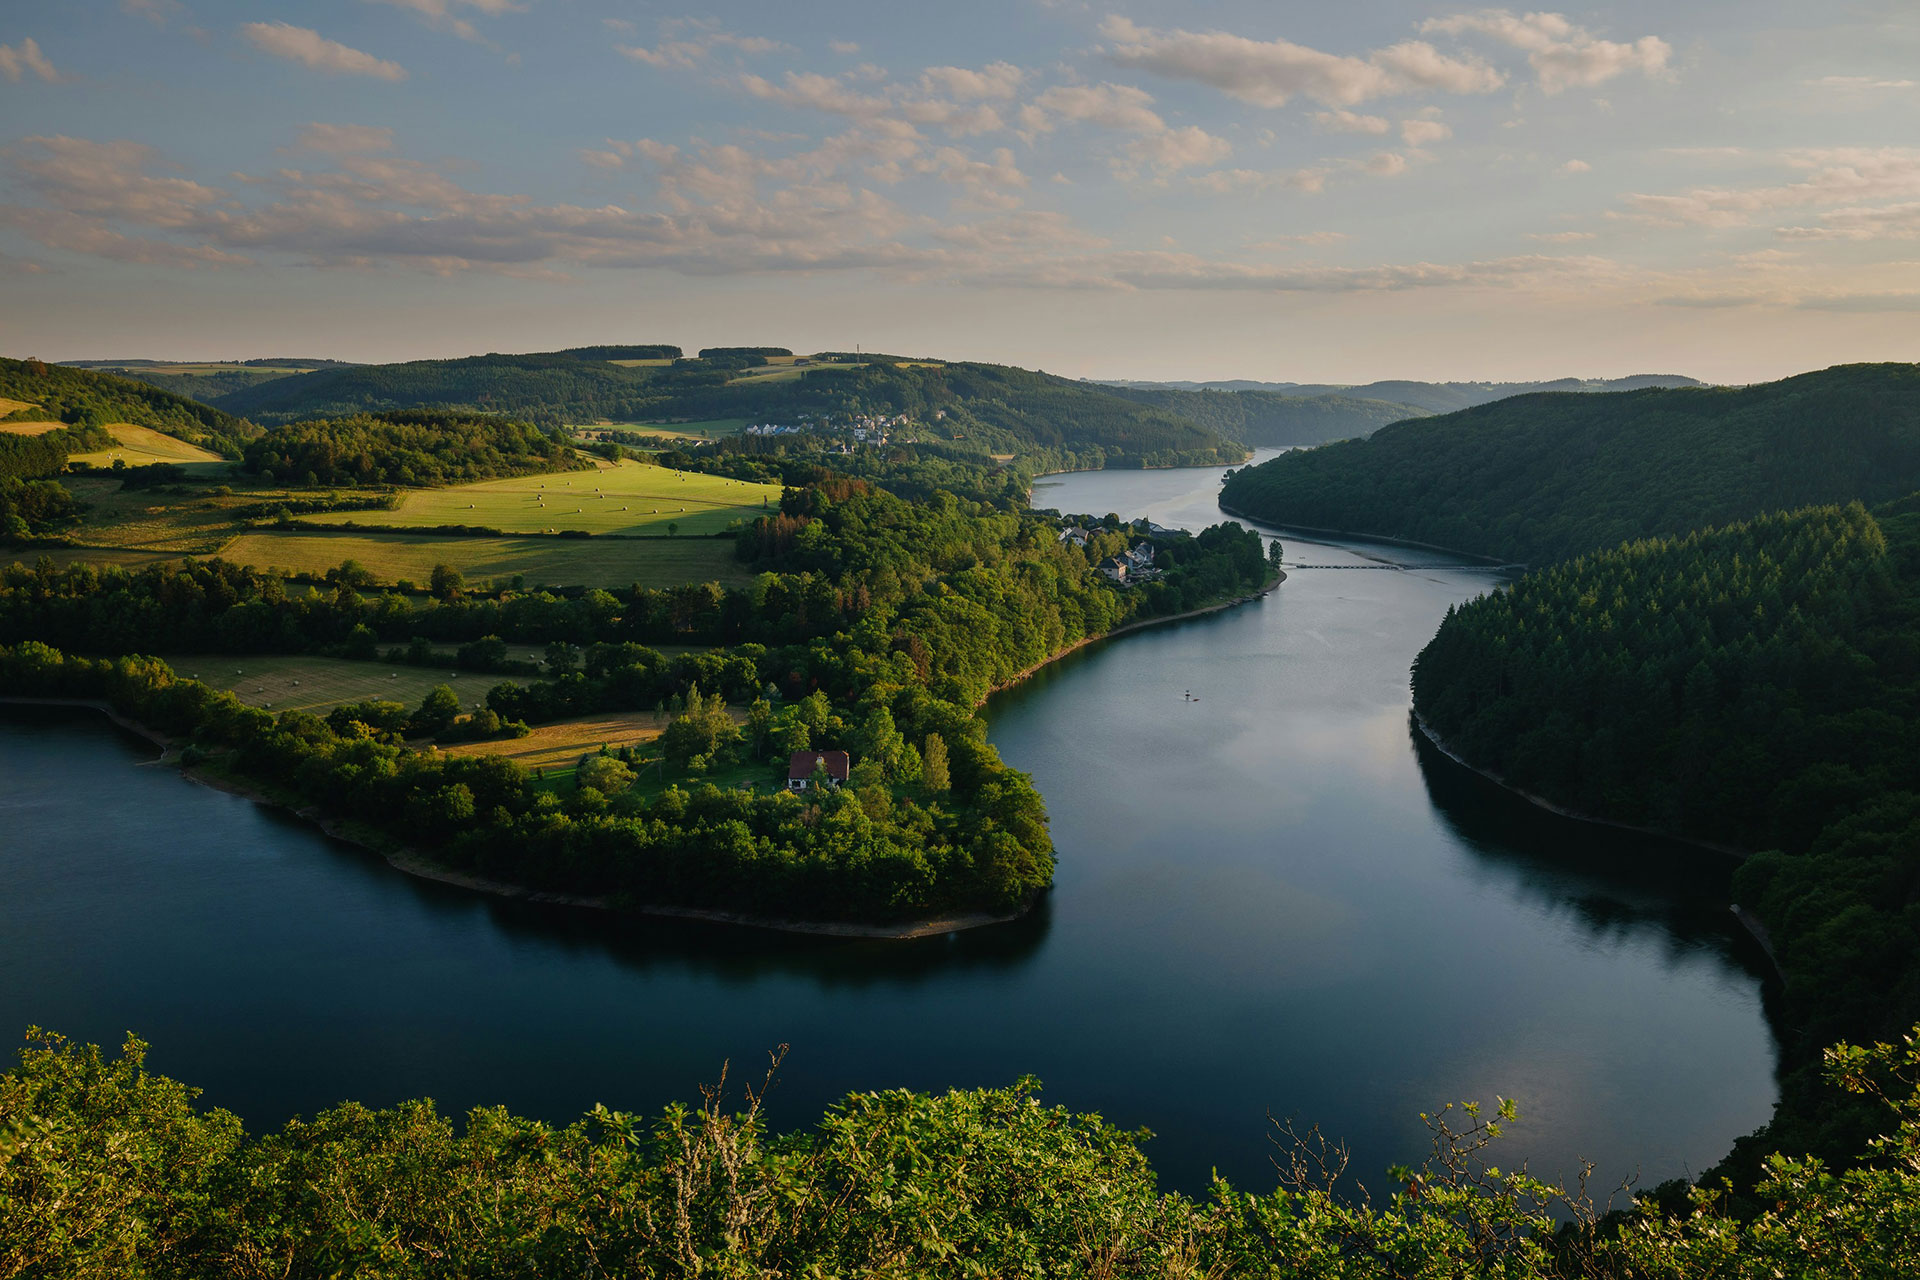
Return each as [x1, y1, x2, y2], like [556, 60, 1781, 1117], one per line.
[620, 28, 785, 70]
[365, 0, 523, 43]
[0, 38, 59, 84]
[121, 0, 185, 25]
[741, 70, 1009, 137]
[1526, 229, 1595, 242]
[1804, 75, 1916, 90]
[1364, 151, 1408, 176]
[1191, 167, 1330, 195]
[241, 23, 407, 81]
[1561, 158, 1591, 173]
[918, 62, 1024, 101]
[1623, 148, 1920, 228]
[1422, 11, 1670, 95]
[295, 123, 398, 154]
[829, 40, 859, 55]
[1314, 110, 1390, 134]
[1025, 82, 1166, 134]
[1400, 118, 1452, 146]
[1124, 126, 1233, 177]
[1101, 15, 1502, 108]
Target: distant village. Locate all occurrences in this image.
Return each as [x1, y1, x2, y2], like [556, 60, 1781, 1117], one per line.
[743, 411, 915, 446]
[1056, 518, 1186, 584]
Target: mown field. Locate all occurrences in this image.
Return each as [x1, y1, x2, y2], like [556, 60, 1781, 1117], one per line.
[215, 529, 753, 588]
[574, 420, 745, 444]
[297, 458, 780, 537]
[155, 653, 475, 716]
[443, 707, 754, 790]
[67, 423, 227, 469]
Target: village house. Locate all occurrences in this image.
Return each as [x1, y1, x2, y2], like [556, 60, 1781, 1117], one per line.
[1097, 555, 1129, 582]
[787, 749, 851, 791]
[1057, 525, 1090, 549]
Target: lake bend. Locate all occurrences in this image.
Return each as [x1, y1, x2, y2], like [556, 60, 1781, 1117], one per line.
[0, 454, 1780, 1195]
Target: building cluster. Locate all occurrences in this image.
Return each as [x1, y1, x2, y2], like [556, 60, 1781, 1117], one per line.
[1097, 542, 1161, 583]
[742, 412, 908, 445]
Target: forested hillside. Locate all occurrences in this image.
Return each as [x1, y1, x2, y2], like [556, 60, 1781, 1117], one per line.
[0, 357, 255, 457]
[241, 410, 582, 487]
[1219, 364, 1920, 564]
[212, 349, 1245, 467]
[1412, 496, 1920, 1176]
[1102, 385, 1423, 445]
[8, 1022, 1920, 1276]
[1106, 373, 1703, 414]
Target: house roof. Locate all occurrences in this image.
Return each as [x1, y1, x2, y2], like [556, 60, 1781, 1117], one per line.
[788, 749, 851, 781]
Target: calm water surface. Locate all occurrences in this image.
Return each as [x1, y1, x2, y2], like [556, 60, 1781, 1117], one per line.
[0, 453, 1779, 1193]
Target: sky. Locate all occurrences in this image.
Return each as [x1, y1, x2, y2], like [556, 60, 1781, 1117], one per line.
[3, 1, 1920, 384]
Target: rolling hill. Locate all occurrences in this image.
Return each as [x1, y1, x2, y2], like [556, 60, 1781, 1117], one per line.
[209, 350, 1249, 468]
[1218, 363, 1920, 565]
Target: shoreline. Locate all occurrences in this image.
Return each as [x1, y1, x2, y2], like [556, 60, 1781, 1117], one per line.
[1215, 503, 1523, 567]
[1410, 709, 1786, 978]
[980, 570, 1285, 703]
[3, 697, 1025, 940]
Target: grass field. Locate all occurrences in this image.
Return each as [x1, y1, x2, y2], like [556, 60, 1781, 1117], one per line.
[0, 398, 47, 419]
[156, 653, 475, 716]
[215, 529, 755, 588]
[607, 358, 675, 368]
[442, 707, 753, 790]
[0, 420, 64, 436]
[575, 420, 745, 444]
[67, 424, 227, 470]
[298, 458, 780, 537]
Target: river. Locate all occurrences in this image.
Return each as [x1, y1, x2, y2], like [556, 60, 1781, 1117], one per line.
[0, 453, 1779, 1195]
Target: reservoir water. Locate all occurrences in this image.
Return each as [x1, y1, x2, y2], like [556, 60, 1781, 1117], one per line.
[0, 454, 1779, 1194]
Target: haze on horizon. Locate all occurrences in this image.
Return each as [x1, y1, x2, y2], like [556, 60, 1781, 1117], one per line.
[3, 0, 1918, 385]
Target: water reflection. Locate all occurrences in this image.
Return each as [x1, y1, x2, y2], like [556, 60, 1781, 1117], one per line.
[1409, 721, 1774, 978]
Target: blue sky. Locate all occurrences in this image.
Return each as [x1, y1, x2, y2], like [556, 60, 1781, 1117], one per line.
[4, 1, 1919, 382]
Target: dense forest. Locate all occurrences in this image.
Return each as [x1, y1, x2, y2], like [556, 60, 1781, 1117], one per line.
[1106, 373, 1703, 415]
[1101, 385, 1423, 445]
[1219, 364, 1920, 565]
[6, 1021, 1920, 1277]
[240, 410, 583, 487]
[209, 349, 1248, 467]
[0, 357, 256, 457]
[0, 463, 1271, 921]
[1412, 495, 1920, 1179]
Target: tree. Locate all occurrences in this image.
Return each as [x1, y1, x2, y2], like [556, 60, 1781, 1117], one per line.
[577, 755, 635, 794]
[544, 641, 580, 677]
[923, 733, 950, 792]
[429, 563, 465, 600]
[412, 685, 461, 736]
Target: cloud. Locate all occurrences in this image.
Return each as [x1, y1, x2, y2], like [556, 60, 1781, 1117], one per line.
[1561, 158, 1591, 173]
[1248, 231, 1348, 248]
[1101, 14, 1502, 108]
[1314, 110, 1390, 134]
[1123, 126, 1233, 177]
[1803, 75, 1916, 90]
[241, 23, 407, 80]
[918, 62, 1024, 101]
[1526, 230, 1595, 242]
[1622, 148, 1920, 228]
[0, 127, 1638, 300]
[1794, 291, 1920, 312]
[121, 0, 186, 25]
[829, 40, 860, 55]
[1025, 82, 1165, 134]
[1190, 167, 1330, 195]
[620, 27, 785, 70]
[365, 0, 523, 43]
[1364, 152, 1408, 176]
[1400, 118, 1451, 146]
[1422, 11, 1670, 95]
[295, 123, 398, 154]
[0, 38, 59, 84]
[1777, 202, 1920, 242]
[740, 70, 1009, 136]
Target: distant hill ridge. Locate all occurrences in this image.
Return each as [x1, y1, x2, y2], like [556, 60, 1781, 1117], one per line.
[1217, 363, 1920, 565]
[1099, 373, 1703, 414]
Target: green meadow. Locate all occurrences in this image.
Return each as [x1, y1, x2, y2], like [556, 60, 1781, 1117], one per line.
[298, 458, 780, 537]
